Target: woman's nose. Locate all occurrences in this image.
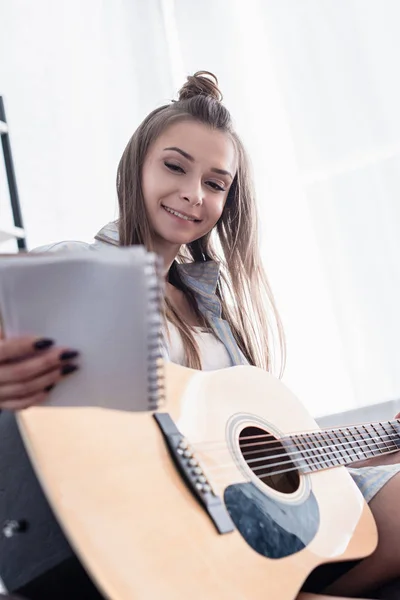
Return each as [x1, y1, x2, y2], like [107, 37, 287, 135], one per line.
[180, 180, 203, 206]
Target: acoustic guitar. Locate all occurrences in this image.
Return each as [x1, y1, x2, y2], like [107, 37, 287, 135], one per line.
[16, 361, 400, 600]
[1, 248, 399, 599]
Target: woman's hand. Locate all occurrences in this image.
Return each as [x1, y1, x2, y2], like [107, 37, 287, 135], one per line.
[0, 334, 79, 411]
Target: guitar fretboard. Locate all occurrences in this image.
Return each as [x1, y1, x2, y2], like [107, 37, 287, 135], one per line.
[285, 420, 400, 472]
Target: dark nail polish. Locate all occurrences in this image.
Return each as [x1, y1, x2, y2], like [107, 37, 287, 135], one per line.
[34, 338, 54, 350]
[61, 364, 79, 376]
[60, 350, 79, 361]
[45, 384, 55, 392]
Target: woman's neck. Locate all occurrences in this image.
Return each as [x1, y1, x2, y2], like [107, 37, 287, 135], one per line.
[151, 238, 181, 280]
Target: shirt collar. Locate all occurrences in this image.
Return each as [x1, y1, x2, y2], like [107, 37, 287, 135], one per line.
[94, 221, 220, 296]
[94, 221, 119, 246]
[175, 261, 220, 296]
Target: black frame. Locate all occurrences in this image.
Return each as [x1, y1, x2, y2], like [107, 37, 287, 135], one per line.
[0, 97, 26, 251]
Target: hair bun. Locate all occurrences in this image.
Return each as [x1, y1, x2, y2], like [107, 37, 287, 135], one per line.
[178, 71, 223, 102]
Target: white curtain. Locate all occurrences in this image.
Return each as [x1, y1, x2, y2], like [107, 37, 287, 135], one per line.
[169, 0, 400, 416]
[1, 0, 399, 416]
[0, 0, 174, 248]
[258, 0, 400, 414]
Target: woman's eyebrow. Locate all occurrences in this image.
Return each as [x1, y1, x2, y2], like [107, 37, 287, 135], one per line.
[163, 146, 233, 179]
[164, 146, 194, 161]
[211, 167, 233, 179]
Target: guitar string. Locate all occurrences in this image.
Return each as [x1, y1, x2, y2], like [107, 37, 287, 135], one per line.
[208, 460, 345, 482]
[201, 431, 399, 462]
[241, 434, 399, 466]
[196, 430, 399, 458]
[206, 433, 399, 466]
[241, 435, 396, 458]
[203, 446, 400, 483]
[196, 435, 399, 476]
[190, 421, 400, 454]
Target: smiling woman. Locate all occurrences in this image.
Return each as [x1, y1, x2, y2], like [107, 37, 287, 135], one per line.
[141, 121, 236, 260]
[114, 71, 283, 371]
[2, 71, 400, 600]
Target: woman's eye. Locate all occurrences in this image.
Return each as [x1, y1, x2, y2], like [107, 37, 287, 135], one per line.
[165, 162, 185, 173]
[207, 181, 225, 192]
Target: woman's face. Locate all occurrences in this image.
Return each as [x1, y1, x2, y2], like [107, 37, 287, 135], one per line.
[141, 120, 236, 254]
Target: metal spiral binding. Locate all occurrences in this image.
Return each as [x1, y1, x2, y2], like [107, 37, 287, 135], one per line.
[144, 252, 165, 410]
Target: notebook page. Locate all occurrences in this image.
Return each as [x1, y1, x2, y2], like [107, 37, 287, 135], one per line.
[0, 246, 160, 412]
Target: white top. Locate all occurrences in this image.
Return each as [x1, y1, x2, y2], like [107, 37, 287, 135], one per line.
[166, 321, 232, 371]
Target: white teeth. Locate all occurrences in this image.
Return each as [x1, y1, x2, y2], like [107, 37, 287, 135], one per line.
[163, 205, 197, 221]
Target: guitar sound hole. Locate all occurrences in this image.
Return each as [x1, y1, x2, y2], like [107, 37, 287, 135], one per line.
[239, 426, 300, 494]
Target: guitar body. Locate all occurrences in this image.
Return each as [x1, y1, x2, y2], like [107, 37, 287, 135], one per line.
[17, 364, 377, 600]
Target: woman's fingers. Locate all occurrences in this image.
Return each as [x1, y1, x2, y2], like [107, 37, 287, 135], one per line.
[0, 336, 54, 363]
[0, 390, 49, 411]
[0, 335, 80, 412]
[0, 362, 79, 411]
[0, 343, 79, 385]
[0, 363, 78, 401]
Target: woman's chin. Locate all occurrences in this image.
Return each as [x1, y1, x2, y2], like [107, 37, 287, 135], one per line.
[156, 231, 202, 247]
[168, 237, 198, 247]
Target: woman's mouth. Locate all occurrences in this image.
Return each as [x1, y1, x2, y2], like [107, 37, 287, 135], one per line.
[162, 205, 201, 223]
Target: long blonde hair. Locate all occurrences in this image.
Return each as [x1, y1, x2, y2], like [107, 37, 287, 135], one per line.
[117, 71, 285, 375]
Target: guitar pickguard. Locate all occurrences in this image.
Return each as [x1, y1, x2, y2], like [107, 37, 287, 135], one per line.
[224, 482, 319, 558]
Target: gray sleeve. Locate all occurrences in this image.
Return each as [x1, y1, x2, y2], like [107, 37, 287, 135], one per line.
[30, 240, 96, 253]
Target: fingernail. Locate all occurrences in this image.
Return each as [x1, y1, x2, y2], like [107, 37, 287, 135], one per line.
[59, 350, 79, 361]
[61, 364, 79, 376]
[44, 384, 55, 392]
[34, 338, 54, 350]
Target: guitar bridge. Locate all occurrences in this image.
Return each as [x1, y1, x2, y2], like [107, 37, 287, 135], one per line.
[153, 413, 234, 535]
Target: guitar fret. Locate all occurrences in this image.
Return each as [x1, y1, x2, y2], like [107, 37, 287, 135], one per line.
[349, 425, 380, 460]
[340, 429, 351, 463]
[289, 435, 314, 472]
[357, 426, 376, 458]
[314, 432, 333, 468]
[371, 423, 389, 454]
[377, 422, 398, 452]
[313, 433, 330, 469]
[287, 419, 400, 476]
[332, 427, 349, 463]
[373, 423, 393, 452]
[388, 420, 400, 448]
[340, 428, 356, 463]
[321, 430, 339, 465]
[383, 421, 400, 450]
[382, 421, 397, 446]
[301, 434, 320, 471]
[307, 432, 327, 469]
[325, 431, 342, 466]
[378, 422, 396, 452]
[331, 429, 351, 464]
[351, 426, 365, 459]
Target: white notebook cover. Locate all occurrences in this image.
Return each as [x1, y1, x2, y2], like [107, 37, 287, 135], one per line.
[0, 246, 163, 412]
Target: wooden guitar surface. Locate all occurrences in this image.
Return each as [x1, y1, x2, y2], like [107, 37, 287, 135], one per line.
[17, 363, 377, 600]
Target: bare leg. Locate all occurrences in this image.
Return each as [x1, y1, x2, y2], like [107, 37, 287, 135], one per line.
[324, 470, 400, 597]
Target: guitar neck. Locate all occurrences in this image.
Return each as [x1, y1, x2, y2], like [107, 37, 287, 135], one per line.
[285, 420, 400, 472]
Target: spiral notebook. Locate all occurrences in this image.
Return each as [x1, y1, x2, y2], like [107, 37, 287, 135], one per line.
[0, 246, 165, 412]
